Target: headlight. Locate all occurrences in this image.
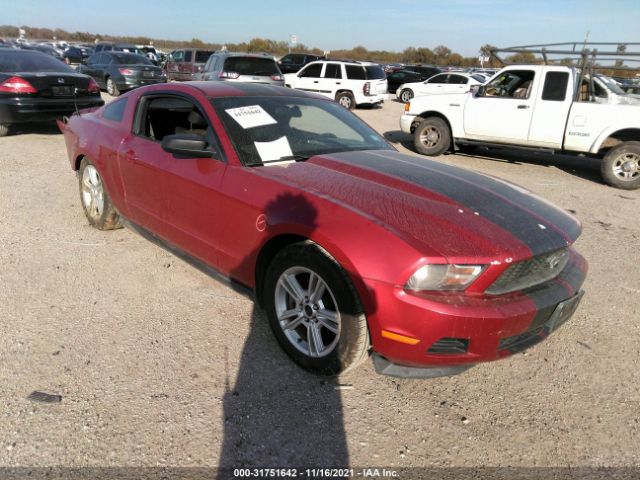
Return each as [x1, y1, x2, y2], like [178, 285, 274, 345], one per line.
[405, 264, 485, 291]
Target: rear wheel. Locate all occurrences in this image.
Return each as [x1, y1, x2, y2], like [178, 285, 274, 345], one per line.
[400, 88, 414, 103]
[336, 92, 355, 109]
[413, 117, 451, 156]
[106, 77, 120, 97]
[0, 124, 9, 137]
[78, 158, 122, 230]
[264, 242, 370, 376]
[601, 142, 640, 190]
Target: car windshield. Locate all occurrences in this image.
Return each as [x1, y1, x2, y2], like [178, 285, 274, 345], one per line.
[223, 57, 279, 76]
[211, 96, 392, 166]
[111, 53, 153, 65]
[0, 50, 73, 72]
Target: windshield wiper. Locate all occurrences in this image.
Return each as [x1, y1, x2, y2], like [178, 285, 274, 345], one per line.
[246, 155, 310, 166]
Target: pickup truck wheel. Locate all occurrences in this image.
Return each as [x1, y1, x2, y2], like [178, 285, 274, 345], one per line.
[336, 92, 355, 109]
[0, 124, 9, 137]
[601, 142, 640, 190]
[414, 117, 451, 156]
[400, 89, 414, 103]
[78, 158, 122, 230]
[264, 242, 370, 376]
[106, 77, 120, 97]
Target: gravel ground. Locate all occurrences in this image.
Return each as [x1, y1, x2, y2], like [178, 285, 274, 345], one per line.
[0, 93, 638, 477]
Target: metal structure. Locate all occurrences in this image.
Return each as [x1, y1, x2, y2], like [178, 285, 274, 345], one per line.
[490, 42, 640, 101]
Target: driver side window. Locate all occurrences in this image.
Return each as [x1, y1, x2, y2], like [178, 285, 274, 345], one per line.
[484, 70, 535, 99]
[135, 95, 221, 158]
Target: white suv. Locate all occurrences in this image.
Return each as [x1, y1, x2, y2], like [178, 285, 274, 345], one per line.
[284, 60, 387, 109]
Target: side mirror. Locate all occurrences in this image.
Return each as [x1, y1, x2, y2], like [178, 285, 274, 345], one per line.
[161, 134, 213, 158]
[474, 85, 486, 97]
[470, 85, 481, 96]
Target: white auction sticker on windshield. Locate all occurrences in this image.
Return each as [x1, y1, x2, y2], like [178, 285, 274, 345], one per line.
[255, 136, 293, 163]
[225, 105, 277, 129]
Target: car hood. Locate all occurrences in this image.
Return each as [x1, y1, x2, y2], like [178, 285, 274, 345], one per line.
[254, 150, 581, 262]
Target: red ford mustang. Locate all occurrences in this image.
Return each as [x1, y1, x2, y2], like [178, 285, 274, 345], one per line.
[59, 82, 587, 378]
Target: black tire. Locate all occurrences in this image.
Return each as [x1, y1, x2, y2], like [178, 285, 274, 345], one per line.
[400, 88, 414, 103]
[263, 241, 370, 376]
[106, 77, 120, 97]
[601, 142, 640, 190]
[0, 124, 9, 137]
[335, 91, 355, 110]
[413, 117, 451, 156]
[78, 158, 122, 230]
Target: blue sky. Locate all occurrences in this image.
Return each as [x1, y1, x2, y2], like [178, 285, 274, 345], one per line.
[2, 0, 639, 56]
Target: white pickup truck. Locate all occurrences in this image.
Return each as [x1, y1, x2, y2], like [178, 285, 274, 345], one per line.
[400, 64, 640, 189]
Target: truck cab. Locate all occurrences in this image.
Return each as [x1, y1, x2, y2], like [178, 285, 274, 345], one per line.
[400, 64, 640, 189]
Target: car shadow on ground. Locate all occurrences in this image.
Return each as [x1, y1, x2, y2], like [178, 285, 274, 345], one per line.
[8, 123, 63, 136]
[217, 192, 350, 474]
[383, 130, 604, 186]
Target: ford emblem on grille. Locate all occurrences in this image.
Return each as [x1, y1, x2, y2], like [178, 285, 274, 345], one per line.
[57, 78, 65, 84]
[548, 253, 563, 269]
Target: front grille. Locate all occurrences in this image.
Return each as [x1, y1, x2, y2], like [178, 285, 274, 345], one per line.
[427, 337, 469, 355]
[486, 249, 570, 295]
[498, 327, 547, 354]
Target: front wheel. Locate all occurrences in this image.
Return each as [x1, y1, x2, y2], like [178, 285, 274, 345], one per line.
[335, 92, 355, 109]
[413, 117, 451, 156]
[78, 158, 122, 230]
[106, 77, 120, 97]
[400, 89, 414, 103]
[264, 242, 370, 376]
[601, 142, 640, 190]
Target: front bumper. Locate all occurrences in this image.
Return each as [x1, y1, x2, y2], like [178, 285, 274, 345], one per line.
[366, 249, 587, 373]
[399, 113, 417, 134]
[0, 96, 104, 124]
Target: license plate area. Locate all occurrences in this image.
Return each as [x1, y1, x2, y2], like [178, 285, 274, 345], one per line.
[143, 71, 154, 78]
[545, 290, 584, 333]
[51, 85, 74, 96]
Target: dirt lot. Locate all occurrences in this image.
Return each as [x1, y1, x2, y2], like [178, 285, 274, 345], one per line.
[0, 93, 639, 477]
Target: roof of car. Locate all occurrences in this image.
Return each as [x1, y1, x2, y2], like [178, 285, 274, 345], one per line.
[177, 81, 326, 100]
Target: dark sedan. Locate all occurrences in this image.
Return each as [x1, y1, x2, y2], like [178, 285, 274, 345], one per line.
[79, 51, 166, 96]
[0, 48, 103, 136]
[21, 44, 64, 61]
[63, 46, 93, 65]
[386, 69, 432, 94]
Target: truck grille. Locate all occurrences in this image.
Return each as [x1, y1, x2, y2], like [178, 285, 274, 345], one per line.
[486, 249, 570, 295]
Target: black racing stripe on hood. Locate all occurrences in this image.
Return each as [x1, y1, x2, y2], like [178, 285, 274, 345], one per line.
[330, 151, 581, 256]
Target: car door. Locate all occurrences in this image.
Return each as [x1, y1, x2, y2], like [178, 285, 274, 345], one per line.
[120, 93, 227, 266]
[321, 63, 343, 98]
[292, 63, 325, 95]
[443, 74, 471, 94]
[420, 73, 449, 96]
[463, 68, 539, 142]
[166, 50, 183, 80]
[80, 53, 100, 82]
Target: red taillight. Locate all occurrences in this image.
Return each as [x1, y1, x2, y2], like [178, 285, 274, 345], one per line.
[87, 78, 100, 93]
[219, 71, 240, 79]
[0, 76, 37, 94]
[271, 74, 284, 82]
[363, 81, 371, 95]
[118, 68, 134, 75]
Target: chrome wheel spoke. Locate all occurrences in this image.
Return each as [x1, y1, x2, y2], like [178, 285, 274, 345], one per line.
[307, 322, 325, 357]
[278, 274, 305, 303]
[316, 309, 339, 333]
[308, 273, 326, 303]
[282, 313, 305, 331]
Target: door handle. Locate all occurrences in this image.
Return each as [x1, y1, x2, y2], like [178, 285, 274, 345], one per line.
[336, 82, 341, 85]
[517, 105, 530, 109]
[313, 81, 319, 83]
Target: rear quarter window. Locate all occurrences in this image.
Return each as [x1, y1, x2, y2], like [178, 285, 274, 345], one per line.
[103, 98, 127, 122]
[345, 65, 365, 80]
[364, 66, 385, 80]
